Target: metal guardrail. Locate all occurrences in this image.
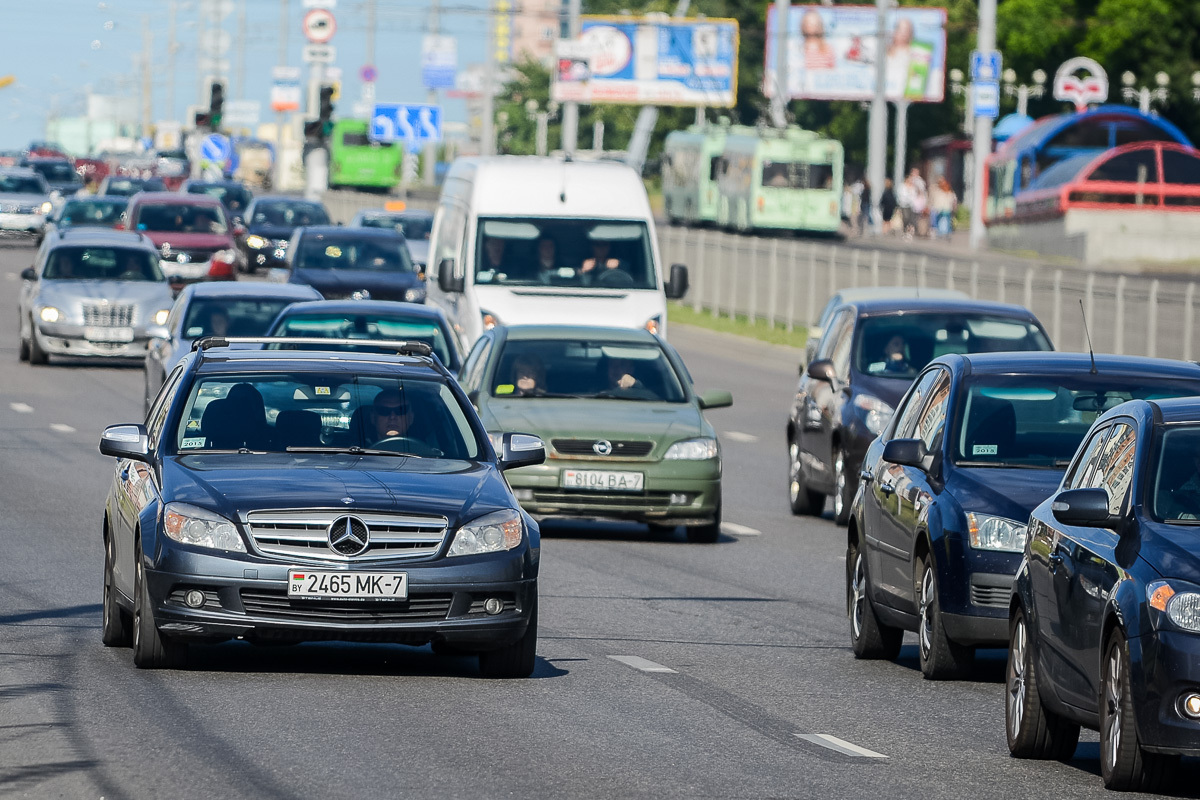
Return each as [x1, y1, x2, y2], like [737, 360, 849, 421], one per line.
[658, 225, 1200, 362]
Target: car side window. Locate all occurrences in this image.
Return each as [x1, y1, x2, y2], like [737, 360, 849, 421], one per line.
[459, 337, 492, 394]
[147, 365, 186, 447]
[817, 310, 851, 361]
[891, 369, 941, 441]
[1088, 422, 1137, 515]
[913, 370, 951, 452]
[1065, 426, 1111, 490]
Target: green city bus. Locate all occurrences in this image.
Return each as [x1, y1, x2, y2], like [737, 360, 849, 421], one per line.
[329, 119, 402, 192]
[662, 123, 728, 225]
[715, 125, 844, 235]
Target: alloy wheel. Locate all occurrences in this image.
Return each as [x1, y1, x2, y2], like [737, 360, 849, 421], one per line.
[1105, 645, 1123, 771]
[834, 452, 846, 518]
[850, 552, 867, 640]
[918, 565, 934, 658]
[789, 442, 802, 502]
[132, 558, 142, 652]
[1008, 617, 1027, 738]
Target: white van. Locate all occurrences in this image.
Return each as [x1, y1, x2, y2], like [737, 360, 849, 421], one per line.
[426, 156, 688, 346]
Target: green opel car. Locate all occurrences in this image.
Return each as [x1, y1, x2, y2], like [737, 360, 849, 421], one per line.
[460, 325, 732, 542]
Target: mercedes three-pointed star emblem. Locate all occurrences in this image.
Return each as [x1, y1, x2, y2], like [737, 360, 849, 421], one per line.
[328, 515, 369, 556]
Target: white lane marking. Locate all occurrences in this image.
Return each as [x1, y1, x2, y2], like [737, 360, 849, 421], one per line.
[5, 272, 16, 281]
[723, 430, 759, 443]
[50, 423, 76, 434]
[10, 402, 33, 413]
[795, 734, 887, 759]
[608, 655, 678, 674]
[721, 522, 761, 536]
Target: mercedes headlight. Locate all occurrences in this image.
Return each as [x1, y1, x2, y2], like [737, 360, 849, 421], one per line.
[153, 308, 170, 326]
[39, 306, 62, 323]
[664, 437, 719, 460]
[854, 393, 895, 436]
[1148, 581, 1200, 632]
[163, 502, 246, 552]
[404, 285, 426, 303]
[244, 234, 268, 249]
[447, 509, 523, 557]
[967, 512, 1027, 553]
[40, 201, 52, 215]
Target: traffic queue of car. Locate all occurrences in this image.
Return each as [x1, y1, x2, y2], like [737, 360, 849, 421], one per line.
[13, 153, 1200, 792]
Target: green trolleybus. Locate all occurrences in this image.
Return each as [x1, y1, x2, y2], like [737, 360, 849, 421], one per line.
[662, 123, 728, 225]
[715, 125, 843, 235]
[329, 119, 402, 192]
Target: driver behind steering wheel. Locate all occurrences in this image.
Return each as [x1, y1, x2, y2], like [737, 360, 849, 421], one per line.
[370, 389, 415, 444]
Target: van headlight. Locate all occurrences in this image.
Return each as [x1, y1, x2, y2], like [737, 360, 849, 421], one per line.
[664, 437, 719, 460]
[966, 513, 1027, 553]
[153, 309, 170, 326]
[40, 201, 52, 215]
[447, 509, 523, 556]
[853, 393, 894, 436]
[163, 502, 246, 552]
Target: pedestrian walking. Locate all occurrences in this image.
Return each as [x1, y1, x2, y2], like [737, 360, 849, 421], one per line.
[858, 179, 872, 236]
[929, 176, 957, 239]
[880, 178, 897, 235]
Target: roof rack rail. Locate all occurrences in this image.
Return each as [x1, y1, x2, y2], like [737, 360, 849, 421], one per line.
[191, 336, 435, 359]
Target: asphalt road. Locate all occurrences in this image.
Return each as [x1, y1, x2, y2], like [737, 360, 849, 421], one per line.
[0, 238, 1193, 799]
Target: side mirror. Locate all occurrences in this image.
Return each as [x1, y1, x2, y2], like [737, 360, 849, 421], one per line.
[1051, 488, 1113, 527]
[698, 389, 733, 410]
[806, 358, 836, 383]
[20, 267, 36, 281]
[882, 437, 926, 468]
[664, 263, 689, 300]
[498, 432, 546, 472]
[99, 423, 150, 462]
[437, 259, 463, 293]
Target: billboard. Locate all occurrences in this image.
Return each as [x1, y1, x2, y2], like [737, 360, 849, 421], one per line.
[422, 34, 458, 90]
[764, 5, 946, 103]
[551, 16, 739, 107]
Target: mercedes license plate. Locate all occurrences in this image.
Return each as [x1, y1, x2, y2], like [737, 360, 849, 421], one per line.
[84, 326, 134, 343]
[288, 570, 408, 600]
[562, 470, 644, 492]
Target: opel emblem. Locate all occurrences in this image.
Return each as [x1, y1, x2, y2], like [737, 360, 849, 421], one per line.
[328, 515, 369, 556]
[593, 439, 613, 456]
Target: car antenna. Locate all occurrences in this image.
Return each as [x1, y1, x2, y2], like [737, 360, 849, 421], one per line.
[1079, 299, 1097, 374]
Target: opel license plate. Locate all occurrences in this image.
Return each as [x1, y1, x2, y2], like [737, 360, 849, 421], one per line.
[562, 470, 644, 491]
[288, 570, 408, 600]
[84, 326, 134, 343]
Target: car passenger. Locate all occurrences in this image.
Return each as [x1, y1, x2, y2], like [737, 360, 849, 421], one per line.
[581, 240, 620, 277]
[606, 357, 653, 398]
[371, 389, 413, 443]
[882, 333, 910, 374]
[535, 237, 559, 284]
[207, 307, 230, 338]
[511, 355, 546, 397]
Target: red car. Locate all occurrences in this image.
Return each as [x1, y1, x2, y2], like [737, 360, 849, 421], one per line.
[122, 193, 245, 287]
[73, 157, 110, 187]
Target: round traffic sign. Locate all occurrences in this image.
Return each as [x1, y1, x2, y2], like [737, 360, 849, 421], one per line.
[360, 65, 378, 83]
[303, 9, 336, 44]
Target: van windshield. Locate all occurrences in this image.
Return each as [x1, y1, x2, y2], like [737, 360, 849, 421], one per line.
[474, 217, 657, 290]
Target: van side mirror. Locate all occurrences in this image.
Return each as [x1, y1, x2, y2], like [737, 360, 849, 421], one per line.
[20, 267, 36, 281]
[437, 258, 463, 293]
[498, 432, 546, 471]
[99, 424, 150, 462]
[882, 438, 926, 468]
[1051, 488, 1113, 527]
[664, 263, 689, 300]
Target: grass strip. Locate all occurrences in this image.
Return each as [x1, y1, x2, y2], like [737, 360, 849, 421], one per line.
[668, 303, 808, 350]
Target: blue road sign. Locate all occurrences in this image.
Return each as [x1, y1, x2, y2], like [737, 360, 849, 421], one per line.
[970, 49, 1002, 83]
[972, 80, 1001, 119]
[369, 104, 442, 149]
[200, 133, 232, 163]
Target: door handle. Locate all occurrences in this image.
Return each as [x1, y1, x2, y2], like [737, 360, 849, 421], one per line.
[1048, 553, 1063, 572]
[879, 481, 895, 495]
[860, 469, 873, 484]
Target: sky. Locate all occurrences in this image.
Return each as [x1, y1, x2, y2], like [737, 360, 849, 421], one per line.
[0, 0, 492, 149]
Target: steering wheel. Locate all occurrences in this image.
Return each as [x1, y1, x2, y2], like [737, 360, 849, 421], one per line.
[596, 268, 635, 288]
[371, 436, 443, 458]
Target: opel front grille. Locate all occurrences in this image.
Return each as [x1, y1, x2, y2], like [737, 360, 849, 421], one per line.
[242, 509, 448, 562]
[551, 439, 655, 458]
[82, 302, 135, 328]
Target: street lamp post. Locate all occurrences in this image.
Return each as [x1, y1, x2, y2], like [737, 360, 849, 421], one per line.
[1121, 71, 1170, 115]
[1002, 68, 1046, 117]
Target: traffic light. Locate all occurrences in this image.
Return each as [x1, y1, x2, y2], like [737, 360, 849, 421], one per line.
[208, 80, 225, 130]
[194, 110, 212, 129]
[318, 84, 336, 139]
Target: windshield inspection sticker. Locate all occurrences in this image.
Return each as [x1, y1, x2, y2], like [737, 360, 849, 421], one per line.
[973, 444, 998, 456]
[315, 386, 331, 395]
[495, 384, 514, 395]
[181, 437, 206, 449]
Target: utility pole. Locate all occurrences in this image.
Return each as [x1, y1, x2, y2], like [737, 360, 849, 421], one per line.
[481, 1, 496, 156]
[167, 0, 177, 124]
[559, 0, 582, 156]
[423, 0, 440, 184]
[866, 0, 888, 234]
[769, 0, 789, 128]
[892, 99, 909, 188]
[968, 0, 996, 249]
[141, 16, 152, 138]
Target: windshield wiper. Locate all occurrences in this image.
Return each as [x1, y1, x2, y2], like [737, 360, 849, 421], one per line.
[186, 448, 259, 454]
[285, 446, 424, 458]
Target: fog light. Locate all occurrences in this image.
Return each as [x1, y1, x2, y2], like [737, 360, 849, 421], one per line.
[484, 597, 504, 615]
[184, 589, 206, 608]
[514, 488, 534, 502]
[669, 493, 690, 505]
[1183, 693, 1200, 719]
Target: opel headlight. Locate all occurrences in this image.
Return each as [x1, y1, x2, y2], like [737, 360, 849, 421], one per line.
[163, 502, 246, 552]
[39, 306, 62, 323]
[153, 308, 170, 326]
[664, 437, 719, 460]
[967, 512, 1027, 553]
[1148, 581, 1200, 632]
[854, 393, 895, 436]
[40, 201, 52, 215]
[404, 286, 426, 303]
[447, 509, 523, 557]
[245, 234, 268, 249]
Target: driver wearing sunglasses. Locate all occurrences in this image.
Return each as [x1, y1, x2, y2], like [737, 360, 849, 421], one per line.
[371, 389, 415, 443]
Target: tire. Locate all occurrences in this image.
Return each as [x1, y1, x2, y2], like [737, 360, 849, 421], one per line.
[847, 538, 902, 659]
[647, 522, 678, 539]
[915, 553, 974, 680]
[478, 593, 537, 679]
[1006, 607, 1079, 760]
[101, 530, 132, 648]
[28, 321, 48, 365]
[131, 549, 187, 669]
[832, 449, 854, 526]
[788, 434, 825, 516]
[686, 502, 721, 543]
[1100, 629, 1177, 791]
[18, 320, 29, 362]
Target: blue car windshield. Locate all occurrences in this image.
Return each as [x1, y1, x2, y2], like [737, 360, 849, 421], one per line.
[174, 373, 480, 459]
[182, 298, 298, 339]
[293, 234, 414, 272]
[952, 375, 1200, 469]
[1151, 426, 1200, 524]
[855, 314, 1052, 380]
[269, 314, 453, 367]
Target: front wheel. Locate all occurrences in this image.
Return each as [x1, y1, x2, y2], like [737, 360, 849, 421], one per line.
[101, 531, 132, 647]
[916, 554, 974, 680]
[478, 594, 537, 679]
[1100, 630, 1177, 791]
[132, 552, 187, 669]
[1006, 607, 1079, 759]
[847, 539, 902, 659]
[833, 449, 854, 526]
[788, 435, 825, 516]
[28, 321, 48, 365]
[686, 502, 721, 543]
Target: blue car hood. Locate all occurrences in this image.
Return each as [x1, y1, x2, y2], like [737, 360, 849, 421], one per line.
[163, 454, 508, 529]
[247, 224, 299, 240]
[945, 466, 1066, 524]
[850, 371, 912, 410]
[293, 268, 420, 294]
[1134, 524, 1200, 583]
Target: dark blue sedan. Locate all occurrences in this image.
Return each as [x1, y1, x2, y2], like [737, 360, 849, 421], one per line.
[284, 226, 425, 304]
[1008, 396, 1200, 790]
[848, 353, 1200, 681]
